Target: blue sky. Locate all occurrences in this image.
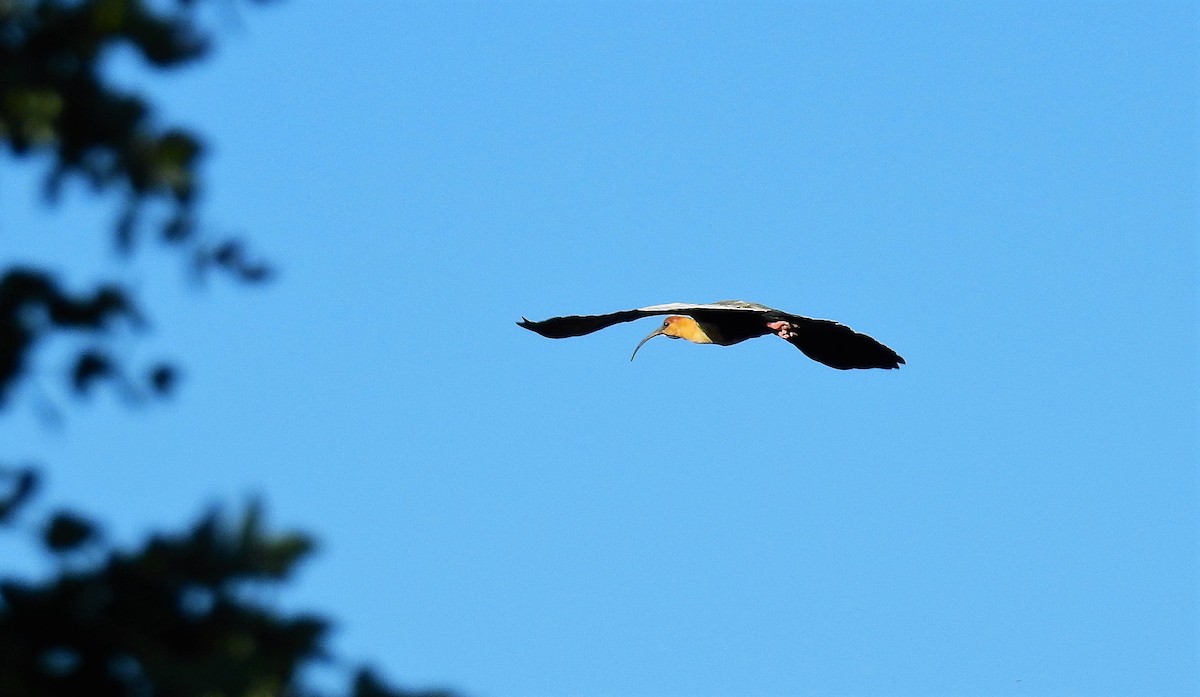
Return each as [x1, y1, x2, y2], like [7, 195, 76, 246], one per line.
[2, 2, 1197, 696]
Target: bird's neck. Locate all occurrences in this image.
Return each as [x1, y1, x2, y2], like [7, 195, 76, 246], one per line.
[671, 317, 715, 344]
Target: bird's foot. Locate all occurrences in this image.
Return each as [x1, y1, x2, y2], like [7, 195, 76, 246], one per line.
[766, 320, 797, 340]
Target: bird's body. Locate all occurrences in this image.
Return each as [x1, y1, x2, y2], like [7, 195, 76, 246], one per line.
[518, 300, 905, 370]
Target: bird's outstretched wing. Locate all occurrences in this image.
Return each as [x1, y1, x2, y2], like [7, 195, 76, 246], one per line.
[517, 302, 767, 339]
[774, 314, 905, 370]
[519, 302, 905, 370]
[518, 309, 649, 338]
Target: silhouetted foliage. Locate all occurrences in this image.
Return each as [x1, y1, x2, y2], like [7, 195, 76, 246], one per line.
[0, 267, 140, 405]
[0, 466, 40, 523]
[42, 509, 98, 551]
[2, 2, 456, 696]
[1, 465, 451, 697]
[1, 0, 271, 405]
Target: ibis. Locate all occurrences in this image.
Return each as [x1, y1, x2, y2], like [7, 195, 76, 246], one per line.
[518, 300, 904, 370]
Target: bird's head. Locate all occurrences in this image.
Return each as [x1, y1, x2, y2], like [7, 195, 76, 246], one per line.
[630, 316, 712, 360]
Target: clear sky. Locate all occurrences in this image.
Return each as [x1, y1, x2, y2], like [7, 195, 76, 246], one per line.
[2, 2, 1197, 696]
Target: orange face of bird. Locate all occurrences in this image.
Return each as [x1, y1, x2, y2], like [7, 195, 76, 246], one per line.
[630, 316, 714, 360]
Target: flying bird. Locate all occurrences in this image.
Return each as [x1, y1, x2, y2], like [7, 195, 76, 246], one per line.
[518, 300, 904, 370]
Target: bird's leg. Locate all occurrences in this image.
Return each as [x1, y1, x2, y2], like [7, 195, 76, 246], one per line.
[766, 320, 798, 340]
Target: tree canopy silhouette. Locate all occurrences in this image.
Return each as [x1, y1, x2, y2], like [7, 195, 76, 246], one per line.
[1, 2, 454, 696]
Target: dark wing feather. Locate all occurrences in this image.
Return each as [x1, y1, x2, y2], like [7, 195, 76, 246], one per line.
[518, 303, 770, 339]
[777, 315, 905, 370]
[517, 309, 659, 338]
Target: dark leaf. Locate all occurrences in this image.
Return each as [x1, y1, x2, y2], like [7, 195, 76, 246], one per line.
[162, 212, 194, 243]
[148, 363, 177, 395]
[44, 510, 98, 552]
[213, 240, 241, 266]
[71, 351, 112, 395]
[354, 668, 459, 697]
[115, 203, 139, 253]
[0, 466, 40, 524]
[239, 262, 274, 283]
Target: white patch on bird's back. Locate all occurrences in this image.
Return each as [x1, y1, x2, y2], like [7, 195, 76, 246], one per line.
[636, 301, 770, 313]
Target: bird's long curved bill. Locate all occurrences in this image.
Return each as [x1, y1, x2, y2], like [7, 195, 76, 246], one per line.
[630, 327, 665, 361]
